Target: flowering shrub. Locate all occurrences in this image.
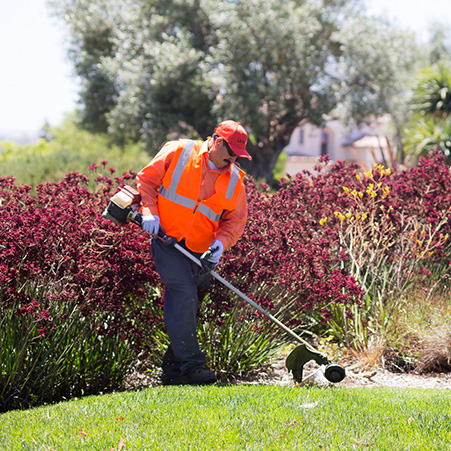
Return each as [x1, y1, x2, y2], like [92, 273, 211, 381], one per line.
[207, 174, 365, 327]
[315, 154, 451, 349]
[0, 171, 162, 340]
[1, 152, 450, 408]
[207, 153, 451, 352]
[0, 169, 164, 410]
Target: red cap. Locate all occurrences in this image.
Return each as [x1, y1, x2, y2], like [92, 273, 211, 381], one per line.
[214, 120, 252, 160]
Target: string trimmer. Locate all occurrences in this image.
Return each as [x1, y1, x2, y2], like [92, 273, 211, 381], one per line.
[102, 185, 346, 384]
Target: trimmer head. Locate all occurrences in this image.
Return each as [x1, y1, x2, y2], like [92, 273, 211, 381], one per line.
[285, 344, 345, 384]
[324, 363, 346, 383]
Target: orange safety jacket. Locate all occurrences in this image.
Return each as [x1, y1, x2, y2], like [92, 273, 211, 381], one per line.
[157, 139, 245, 253]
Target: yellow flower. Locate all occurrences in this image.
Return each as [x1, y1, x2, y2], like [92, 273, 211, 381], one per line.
[345, 212, 351, 220]
[358, 192, 363, 199]
[416, 240, 423, 247]
[356, 174, 361, 182]
[343, 186, 349, 194]
[385, 169, 391, 176]
[319, 217, 328, 226]
[351, 189, 358, 197]
[361, 212, 368, 221]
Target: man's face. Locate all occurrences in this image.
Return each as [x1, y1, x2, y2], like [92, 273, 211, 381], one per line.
[209, 137, 238, 169]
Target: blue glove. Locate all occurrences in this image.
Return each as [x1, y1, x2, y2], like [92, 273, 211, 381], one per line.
[200, 240, 224, 270]
[141, 214, 160, 236]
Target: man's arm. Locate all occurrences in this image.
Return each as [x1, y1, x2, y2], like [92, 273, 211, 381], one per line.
[136, 141, 178, 216]
[215, 186, 248, 251]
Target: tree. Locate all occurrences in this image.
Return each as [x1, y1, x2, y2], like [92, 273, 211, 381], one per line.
[52, 0, 417, 182]
[49, 0, 120, 134]
[426, 20, 451, 65]
[331, 16, 422, 164]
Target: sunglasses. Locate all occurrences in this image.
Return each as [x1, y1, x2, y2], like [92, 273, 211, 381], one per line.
[223, 140, 236, 158]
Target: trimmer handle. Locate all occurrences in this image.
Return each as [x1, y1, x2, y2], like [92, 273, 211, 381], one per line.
[199, 246, 219, 272]
[131, 212, 176, 248]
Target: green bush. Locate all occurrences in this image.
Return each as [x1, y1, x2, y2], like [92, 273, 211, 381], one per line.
[198, 300, 285, 380]
[0, 118, 151, 191]
[0, 295, 135, 412]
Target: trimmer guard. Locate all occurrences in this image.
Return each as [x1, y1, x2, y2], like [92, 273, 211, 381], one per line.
[285, 344, 330, 383]
[286, 344, 346, 384]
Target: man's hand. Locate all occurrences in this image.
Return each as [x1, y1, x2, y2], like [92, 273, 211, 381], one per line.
[200, 240, 224, 271]
[142, 214, 160, 236]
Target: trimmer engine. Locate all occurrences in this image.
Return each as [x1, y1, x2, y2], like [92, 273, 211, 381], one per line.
[102, 185, 143, 226]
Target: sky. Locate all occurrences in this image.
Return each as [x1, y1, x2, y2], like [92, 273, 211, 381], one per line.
[0, 0, 450, 140]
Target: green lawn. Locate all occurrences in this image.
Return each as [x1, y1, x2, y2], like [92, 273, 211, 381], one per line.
[1, 385, 450, 450]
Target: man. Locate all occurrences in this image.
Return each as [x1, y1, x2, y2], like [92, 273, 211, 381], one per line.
[136, 120, 251, 385]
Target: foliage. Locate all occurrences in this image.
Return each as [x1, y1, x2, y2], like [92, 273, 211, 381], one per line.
[2, 151, 451, 409]
[325, 162, 449, 350]
[412, 63, 451, 117]
[0, 298, 134, 412]
[0, 170, 163, 410]
[404, 115, 451, 164]
[426, 21, 451, 65]
[316, 153, 451, 353]
[51, 0, 418, 183]
[2, 385, 451, 450]
[333, 16, 419, 126]
[198, 301, 285, 380]
[405, 63, 451, 164]
[0, 118, 150, 192]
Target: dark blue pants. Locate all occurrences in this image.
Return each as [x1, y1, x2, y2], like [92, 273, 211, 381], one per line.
[151, 237, 208, 376]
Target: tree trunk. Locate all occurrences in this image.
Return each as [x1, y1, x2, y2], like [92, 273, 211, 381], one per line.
[241, 127, 298, 185]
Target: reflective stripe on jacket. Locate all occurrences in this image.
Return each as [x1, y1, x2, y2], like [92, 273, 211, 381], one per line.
[157, 139, 245, 253]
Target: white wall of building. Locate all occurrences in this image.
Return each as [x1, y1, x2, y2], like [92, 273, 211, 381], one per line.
[282, 118, 390, 175]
